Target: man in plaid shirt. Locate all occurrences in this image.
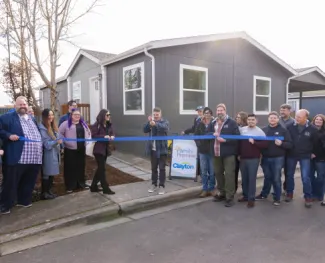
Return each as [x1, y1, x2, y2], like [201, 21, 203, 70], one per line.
[0, 97, 42, 214]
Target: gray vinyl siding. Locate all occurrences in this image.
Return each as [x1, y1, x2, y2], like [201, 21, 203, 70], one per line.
[106, 53, 152, 155]
[69, 56, 102, 104]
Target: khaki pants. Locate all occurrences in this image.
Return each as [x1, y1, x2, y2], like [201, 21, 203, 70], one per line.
[214, 155, 236, 200]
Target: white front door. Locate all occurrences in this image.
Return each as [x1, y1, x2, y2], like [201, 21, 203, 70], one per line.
[89, 78, 101, 124]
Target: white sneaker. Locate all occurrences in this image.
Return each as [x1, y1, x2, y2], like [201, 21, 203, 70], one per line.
[148, 185, 158, 193]
[16, 204, 32, 208]
[158, 186, 165, 195]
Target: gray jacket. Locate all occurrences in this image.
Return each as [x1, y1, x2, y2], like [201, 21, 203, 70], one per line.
[39, 123, 61, 176]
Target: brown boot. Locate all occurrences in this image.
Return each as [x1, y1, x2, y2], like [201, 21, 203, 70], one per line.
[285, 193, 293, 202]
[210, 189, 218, 197]
[247, 201, 255, 208]
[199, 191, 208, 198]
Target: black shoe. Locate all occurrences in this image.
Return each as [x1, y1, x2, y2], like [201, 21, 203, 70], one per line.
[225, 199, 234, 207]
[90, 187, 99, 193]
[213, 195, 226, 202]
[0, 206, 10, 215]
[42, 192, 56, 200]
[103, 188, 115, 195]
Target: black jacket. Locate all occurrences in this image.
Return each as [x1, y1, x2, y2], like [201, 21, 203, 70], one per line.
[212, 117, 240, 157]
[184, 116, 201, 135]
[194, 119, 214, 154]
[262, 124, 292, 158]
[287, 122, 318, 158]
[312, 128, 325, 161]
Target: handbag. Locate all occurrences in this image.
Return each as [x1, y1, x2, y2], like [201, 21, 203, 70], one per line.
[86, 140, 95, 158]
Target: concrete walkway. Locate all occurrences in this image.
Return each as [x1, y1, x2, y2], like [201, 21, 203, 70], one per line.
[0, 150, 292, 249]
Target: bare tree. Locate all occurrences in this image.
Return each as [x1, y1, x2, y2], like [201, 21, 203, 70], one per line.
[0, 0, 100, 116]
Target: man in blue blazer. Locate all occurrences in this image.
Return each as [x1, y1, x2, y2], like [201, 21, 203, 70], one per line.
[0, 97, 43, 214]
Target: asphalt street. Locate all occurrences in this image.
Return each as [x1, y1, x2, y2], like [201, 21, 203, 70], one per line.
[2, 190, 325, 263]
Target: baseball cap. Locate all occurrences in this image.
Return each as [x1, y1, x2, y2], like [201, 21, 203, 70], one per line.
[196, 106, 204, 111]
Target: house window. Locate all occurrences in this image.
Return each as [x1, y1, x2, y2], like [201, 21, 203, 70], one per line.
[72, 81, 81, 103]
[180, 64, 208, 114]
[253, 76, 271, 114]
[123, 62, 145, 115]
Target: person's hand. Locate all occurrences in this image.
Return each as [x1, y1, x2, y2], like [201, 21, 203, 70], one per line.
[57, 139, 63, 144]
[249, 138, 255, 144]
[0, 149, 4, 156]
[275, 139, 282, 146]
[217, 137, 226, 143]
[181, 131, 185, 135]
[110, 136, 115, 140]
[104, 135, 110, 139]
[213, 132, 219, 137]
[9, 135, 19, 141]
[237, 156, 240, 161]
[311, 154, 316, 159]
[150, 121, 156, 126]
[148, 115, 152, 122]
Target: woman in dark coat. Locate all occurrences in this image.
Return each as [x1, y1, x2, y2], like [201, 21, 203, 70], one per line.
[90, 109, 115, 195]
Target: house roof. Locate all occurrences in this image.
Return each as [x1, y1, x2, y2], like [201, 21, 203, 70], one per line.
[101, 31, 297, 75]
[64, 49, 116, 79]
[38, 49, 115, 90]
[292, 66, 325, 79]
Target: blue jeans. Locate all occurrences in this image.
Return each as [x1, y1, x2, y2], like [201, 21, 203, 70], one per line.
[286, 157, 312, 199]
[199, 153, 216, 191]
[310, 160, 325, 200]
[260, 157, 284, 201]
[240, 158, 260, 201]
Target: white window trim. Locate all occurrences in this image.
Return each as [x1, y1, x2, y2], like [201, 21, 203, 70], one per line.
[123, 62, 145, 115]
[253, 76, 271, 115]
[72, 80, 82, 103]
[288, 98, 300, 112]
[179, 64, 208, 115]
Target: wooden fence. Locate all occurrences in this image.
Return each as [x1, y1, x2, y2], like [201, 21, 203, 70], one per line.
[61, 104, 91, 125]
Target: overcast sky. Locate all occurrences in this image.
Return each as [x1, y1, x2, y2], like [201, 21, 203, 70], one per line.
[0, 0, 324, 105]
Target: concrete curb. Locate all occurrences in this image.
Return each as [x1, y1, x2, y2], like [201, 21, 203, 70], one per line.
[119, 186, 202, 215]
[0, 204, 120, 246]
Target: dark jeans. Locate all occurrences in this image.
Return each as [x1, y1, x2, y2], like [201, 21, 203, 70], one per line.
[240, 158, 260, 201]
[235, 157, 240, 192]
[0, 164, 40, 210]
[260, 157, 284, 201]
[286, 157, 312, 199]
[151, 151, 167, 187]
[91, 154, 109, 191]
[64, 148, 86, 191]
[199, 153, 216, 191]
[283, 157, 288, 191]
[310, 159, 325, 200]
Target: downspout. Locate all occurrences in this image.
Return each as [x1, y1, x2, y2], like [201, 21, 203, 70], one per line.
[285, 75, 296, 104]
[144, 47, 155, 110]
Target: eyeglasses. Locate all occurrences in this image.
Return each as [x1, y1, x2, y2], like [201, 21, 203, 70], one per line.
[106, 114, 111, 117]
[204, 112, 211, 115]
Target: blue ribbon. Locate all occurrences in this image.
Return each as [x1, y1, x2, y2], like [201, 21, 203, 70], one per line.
[18, 134, 284, 143]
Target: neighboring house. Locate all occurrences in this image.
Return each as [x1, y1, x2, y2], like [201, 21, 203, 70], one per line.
[288, 67, 325, 117]
[98, 31, 325, 155]
[39, 49, 115, 123]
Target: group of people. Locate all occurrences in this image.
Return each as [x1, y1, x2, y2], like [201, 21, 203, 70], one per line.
[0, 97, 116, 215]
[145, 103, 325, 209]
